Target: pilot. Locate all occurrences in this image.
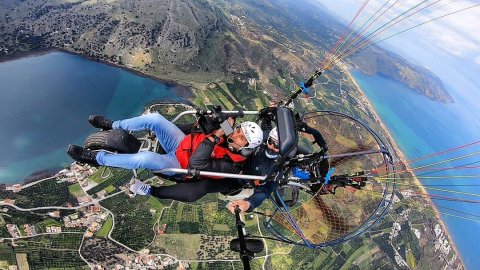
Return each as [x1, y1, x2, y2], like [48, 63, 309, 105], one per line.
[227, 127, 280, 214]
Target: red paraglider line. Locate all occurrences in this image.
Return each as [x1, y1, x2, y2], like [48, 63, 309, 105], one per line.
[404, 140, 480, 165]
[320, 0, 371, 68]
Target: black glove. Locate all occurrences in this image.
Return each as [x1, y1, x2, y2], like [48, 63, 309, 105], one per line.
[320, 143, 328, 153]
[258, 107, 275, 119]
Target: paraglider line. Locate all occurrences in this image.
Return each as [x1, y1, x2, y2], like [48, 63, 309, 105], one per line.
[329, 0, 441, 68]
[330, 2, 480, 66]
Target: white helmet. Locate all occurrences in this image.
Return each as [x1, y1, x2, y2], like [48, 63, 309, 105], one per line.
[268, 127, 279, 142]
[266, 127, 280, 159]
[240, 121, 263, 149]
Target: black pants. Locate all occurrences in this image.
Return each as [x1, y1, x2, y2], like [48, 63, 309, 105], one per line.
[150, 179, 243, 202]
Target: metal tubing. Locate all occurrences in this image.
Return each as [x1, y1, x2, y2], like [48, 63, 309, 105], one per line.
[234, 207, 251, 270]
[171, 110, 260, 123]
[286, 181, 311, 191]
[327, 149, 387, 159]
[153, 168, 267, 180]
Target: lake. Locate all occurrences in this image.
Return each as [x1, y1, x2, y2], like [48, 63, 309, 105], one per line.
[0, 51, 188, 184]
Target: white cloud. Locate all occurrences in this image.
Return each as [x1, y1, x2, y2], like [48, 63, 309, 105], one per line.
[416, 1, 480, 58]
[475, 56, 480, 66]
[427, 28, 479, 57]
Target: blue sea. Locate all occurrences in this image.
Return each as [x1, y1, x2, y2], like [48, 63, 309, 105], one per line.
[351, 70, 480, 269]
[0, 51, 187, 184]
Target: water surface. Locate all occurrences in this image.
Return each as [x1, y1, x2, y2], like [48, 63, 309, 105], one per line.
[0, 51, 186, 183]
[351, 70, 480, 269]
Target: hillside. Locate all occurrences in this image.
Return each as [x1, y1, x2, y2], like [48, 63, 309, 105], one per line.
[0, 0, 451, 103]
[350, 47, 454, 103]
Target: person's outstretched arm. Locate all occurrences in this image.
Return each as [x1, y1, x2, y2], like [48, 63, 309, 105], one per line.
[228, 182, 278, 213]
[298, 122, 328, 152]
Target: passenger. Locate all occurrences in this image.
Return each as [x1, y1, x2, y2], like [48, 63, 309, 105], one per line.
[67, 113, 263, 197]
[133, 127, 281, 203]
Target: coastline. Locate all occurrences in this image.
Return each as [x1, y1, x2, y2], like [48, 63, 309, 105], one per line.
[345, 68, 464, 267]
[0, 48, 195, 100]
[0, 48, 55, 63]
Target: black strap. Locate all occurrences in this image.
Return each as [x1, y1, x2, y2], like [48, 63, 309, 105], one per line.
[183, 122, 198, 181]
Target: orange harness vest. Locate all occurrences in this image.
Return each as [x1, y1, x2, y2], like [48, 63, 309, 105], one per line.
[175, 133, 246, 169]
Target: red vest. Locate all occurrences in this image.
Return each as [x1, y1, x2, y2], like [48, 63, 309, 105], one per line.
[175, 133, 246, 169]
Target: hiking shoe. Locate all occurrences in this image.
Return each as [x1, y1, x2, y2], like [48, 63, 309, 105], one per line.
[88, 115, 113, 130]
[129, 180, 151, 196]
[67, 145, 99, 167]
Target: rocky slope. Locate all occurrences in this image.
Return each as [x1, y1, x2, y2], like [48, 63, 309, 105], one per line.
[350, 46, 454, 103]
[0, 0, 452, 103]
[0, 0, 227, 75]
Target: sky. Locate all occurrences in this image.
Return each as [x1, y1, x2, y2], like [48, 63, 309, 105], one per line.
[311, 0, 480, 117]
[309, 0, 480, 177]
[312, 0, 480, 64]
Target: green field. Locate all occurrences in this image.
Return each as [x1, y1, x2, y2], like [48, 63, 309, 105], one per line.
[104, 184, 116, 194]
[211, 88, 235, 110]
[88, 169, 109, 184]
[87, 169, 133, 195]
[11, 234, 86, 269]
[151, 234, 201, 259]
[0, 243, 16, 265]
[270, 253, 295, 270]
[147, 196, 163, 210]
[218, 82, 239, 103]
[212, 224, 229, 231]
[192, 90, 210, 106]
[5, 179, 75, 208]
[35, 219, 63, 233]
[96, 216, 113, 237]
[68, 183, 85, 197]
[406, 247, 416, 268]
[339, 244, 374, 270]
[99, 193, 156, 250]
[253, 98, 263, 109]
[147, 196, 164, 224]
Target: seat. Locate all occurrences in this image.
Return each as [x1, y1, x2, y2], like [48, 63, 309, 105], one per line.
[275, 107, 298, 159]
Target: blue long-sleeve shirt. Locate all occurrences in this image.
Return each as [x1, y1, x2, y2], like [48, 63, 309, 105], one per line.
[245, 181, 278, 212]
[242, 144, 278, 212]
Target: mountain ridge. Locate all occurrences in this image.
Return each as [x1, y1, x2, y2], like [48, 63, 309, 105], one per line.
[0, 0, 452, 103]
[349, 46, 453, 103]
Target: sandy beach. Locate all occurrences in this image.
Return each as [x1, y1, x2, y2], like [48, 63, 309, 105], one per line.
[345, 68, 464, 266]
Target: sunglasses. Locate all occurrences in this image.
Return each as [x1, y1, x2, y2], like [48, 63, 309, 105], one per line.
[268, 138, 279, 149]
